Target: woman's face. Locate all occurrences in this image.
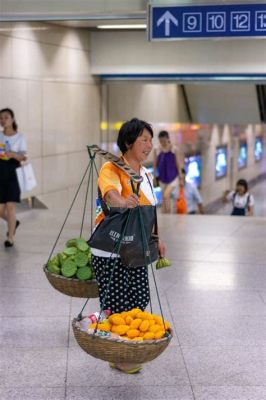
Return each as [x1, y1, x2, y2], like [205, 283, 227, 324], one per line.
[0, 112, 13, 129]
[159, 137, 170, 148]
[128, 128, 153, 163]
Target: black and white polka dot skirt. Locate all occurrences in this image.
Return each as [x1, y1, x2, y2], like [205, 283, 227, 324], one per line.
[92, 255, 150, 314]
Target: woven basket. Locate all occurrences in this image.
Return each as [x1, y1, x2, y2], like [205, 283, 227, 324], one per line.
[44, 266, 99, 298]
[72, 317, 172, 364]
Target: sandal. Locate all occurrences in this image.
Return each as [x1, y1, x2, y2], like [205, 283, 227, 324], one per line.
[109, 362, 142, 374]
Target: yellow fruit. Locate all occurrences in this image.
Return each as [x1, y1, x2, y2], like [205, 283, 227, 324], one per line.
[143, 332, 155, 340]
[139, 320, 150, 332]
[125, 315, 133, 325]
[97, 323, 111, 332]
[130, 318, 142, 329]
[109, 315, 126, 326]
[149, 320, 155, 326]
[127, 329, 140, 339]
[153, 315, 164, 325]
[136, 311, 153, 320]
[129, 308, 142, 317]
[154, 330, 165, 340]
[164, 321, 171, 330]
[132, 337, 143, 342]
[149, 324, 161, 333]
[89, 322, 97, 329]
[120, 311, 130, 319]
[112, 324, 129, 336]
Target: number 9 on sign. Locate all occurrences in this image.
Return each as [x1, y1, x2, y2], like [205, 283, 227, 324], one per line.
[183, 13, 202, 33]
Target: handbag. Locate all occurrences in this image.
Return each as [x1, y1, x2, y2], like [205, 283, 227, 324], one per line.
[88, 178, 159, 267]
[88, 205, 159, 267]
[176, 186, 187, 214]
[16, 163, 37, 193]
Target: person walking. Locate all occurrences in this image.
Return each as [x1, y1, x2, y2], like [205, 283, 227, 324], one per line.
[175, 168, 204, 214]
[224, 179, 254, 216]
[91, 118, 166, 374]
[153, 130, 182, 213]
[0, 108, 27, 247]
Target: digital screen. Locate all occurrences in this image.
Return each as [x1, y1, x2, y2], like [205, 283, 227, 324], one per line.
[254, 137, 263, 161]
[238, 141, 248, 169]
[215, 146, 228, 179]
[185, 154, 201, 187]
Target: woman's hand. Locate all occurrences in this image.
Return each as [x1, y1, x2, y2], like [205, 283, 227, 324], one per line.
[125, 193, 139, 208]
[223, 190, 230, 203]
[5, 151, 15, 159]
[158, 238, 166, 258]
[105, 190, 139, 208]
[5, 152, 26, 162]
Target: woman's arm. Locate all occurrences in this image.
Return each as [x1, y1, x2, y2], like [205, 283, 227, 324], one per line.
[6, 151, 27, 162]
[104, 190, 139, 208]
[223, 190, 231, 203]
[158, 238, 166, 258]
[175, 149, 183, 174]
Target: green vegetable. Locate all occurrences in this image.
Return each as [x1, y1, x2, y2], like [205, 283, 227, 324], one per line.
[61, 259, 77, 278]
[76, 266, 92, 280]
[63, 247, 77, 256]
[49, 254, 59, 267]
[76, 239, 89, 252]
[66, 238, 77, 248]
[58, 253, 67, 266]
[74, 252, 88, 267]
[47, 260, 60, 275]
[156, 257, 172, 270]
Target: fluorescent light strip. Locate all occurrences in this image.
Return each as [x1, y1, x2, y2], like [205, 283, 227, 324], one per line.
[97, 24, 146, 29]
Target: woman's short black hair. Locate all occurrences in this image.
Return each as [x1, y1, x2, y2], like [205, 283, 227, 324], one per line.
[158, 130, 169, 139]
[236, 179, 248, 192]
[117, 118, 153, 154]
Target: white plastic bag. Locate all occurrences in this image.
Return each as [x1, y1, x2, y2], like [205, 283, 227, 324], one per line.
[16, 163, 37, 193]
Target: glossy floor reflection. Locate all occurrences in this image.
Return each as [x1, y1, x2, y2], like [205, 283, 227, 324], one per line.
[0, 200, 266, 400]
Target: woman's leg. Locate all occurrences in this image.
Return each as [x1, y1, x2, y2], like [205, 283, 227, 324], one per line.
[6, 202, 17, 242]
[0, 204, 7, 221]
[162, 184, 173, 213]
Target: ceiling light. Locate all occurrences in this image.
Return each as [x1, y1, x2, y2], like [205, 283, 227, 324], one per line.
[97, 24, 146, 30]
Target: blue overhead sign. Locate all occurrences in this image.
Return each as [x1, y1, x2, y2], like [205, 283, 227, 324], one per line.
[149, 3, 266, 40]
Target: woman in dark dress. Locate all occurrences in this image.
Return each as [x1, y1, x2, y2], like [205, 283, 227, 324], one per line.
[0, 108, 27, 247]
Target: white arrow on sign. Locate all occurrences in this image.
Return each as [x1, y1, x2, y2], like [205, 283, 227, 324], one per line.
[156, 10, 178, 36]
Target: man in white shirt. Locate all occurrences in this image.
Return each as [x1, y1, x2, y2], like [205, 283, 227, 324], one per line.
[174, 168, 204, 214]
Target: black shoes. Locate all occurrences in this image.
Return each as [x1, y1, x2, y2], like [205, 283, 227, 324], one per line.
[4, 240, 14, 248]
[6, 220, 20, 237]
[5, 220, 20, 248]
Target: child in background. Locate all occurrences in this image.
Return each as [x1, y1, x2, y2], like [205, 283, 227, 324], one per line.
[224, 179, 254, 216]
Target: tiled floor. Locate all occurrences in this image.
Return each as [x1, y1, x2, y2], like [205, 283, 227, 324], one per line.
[0, 192, 266, 400]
